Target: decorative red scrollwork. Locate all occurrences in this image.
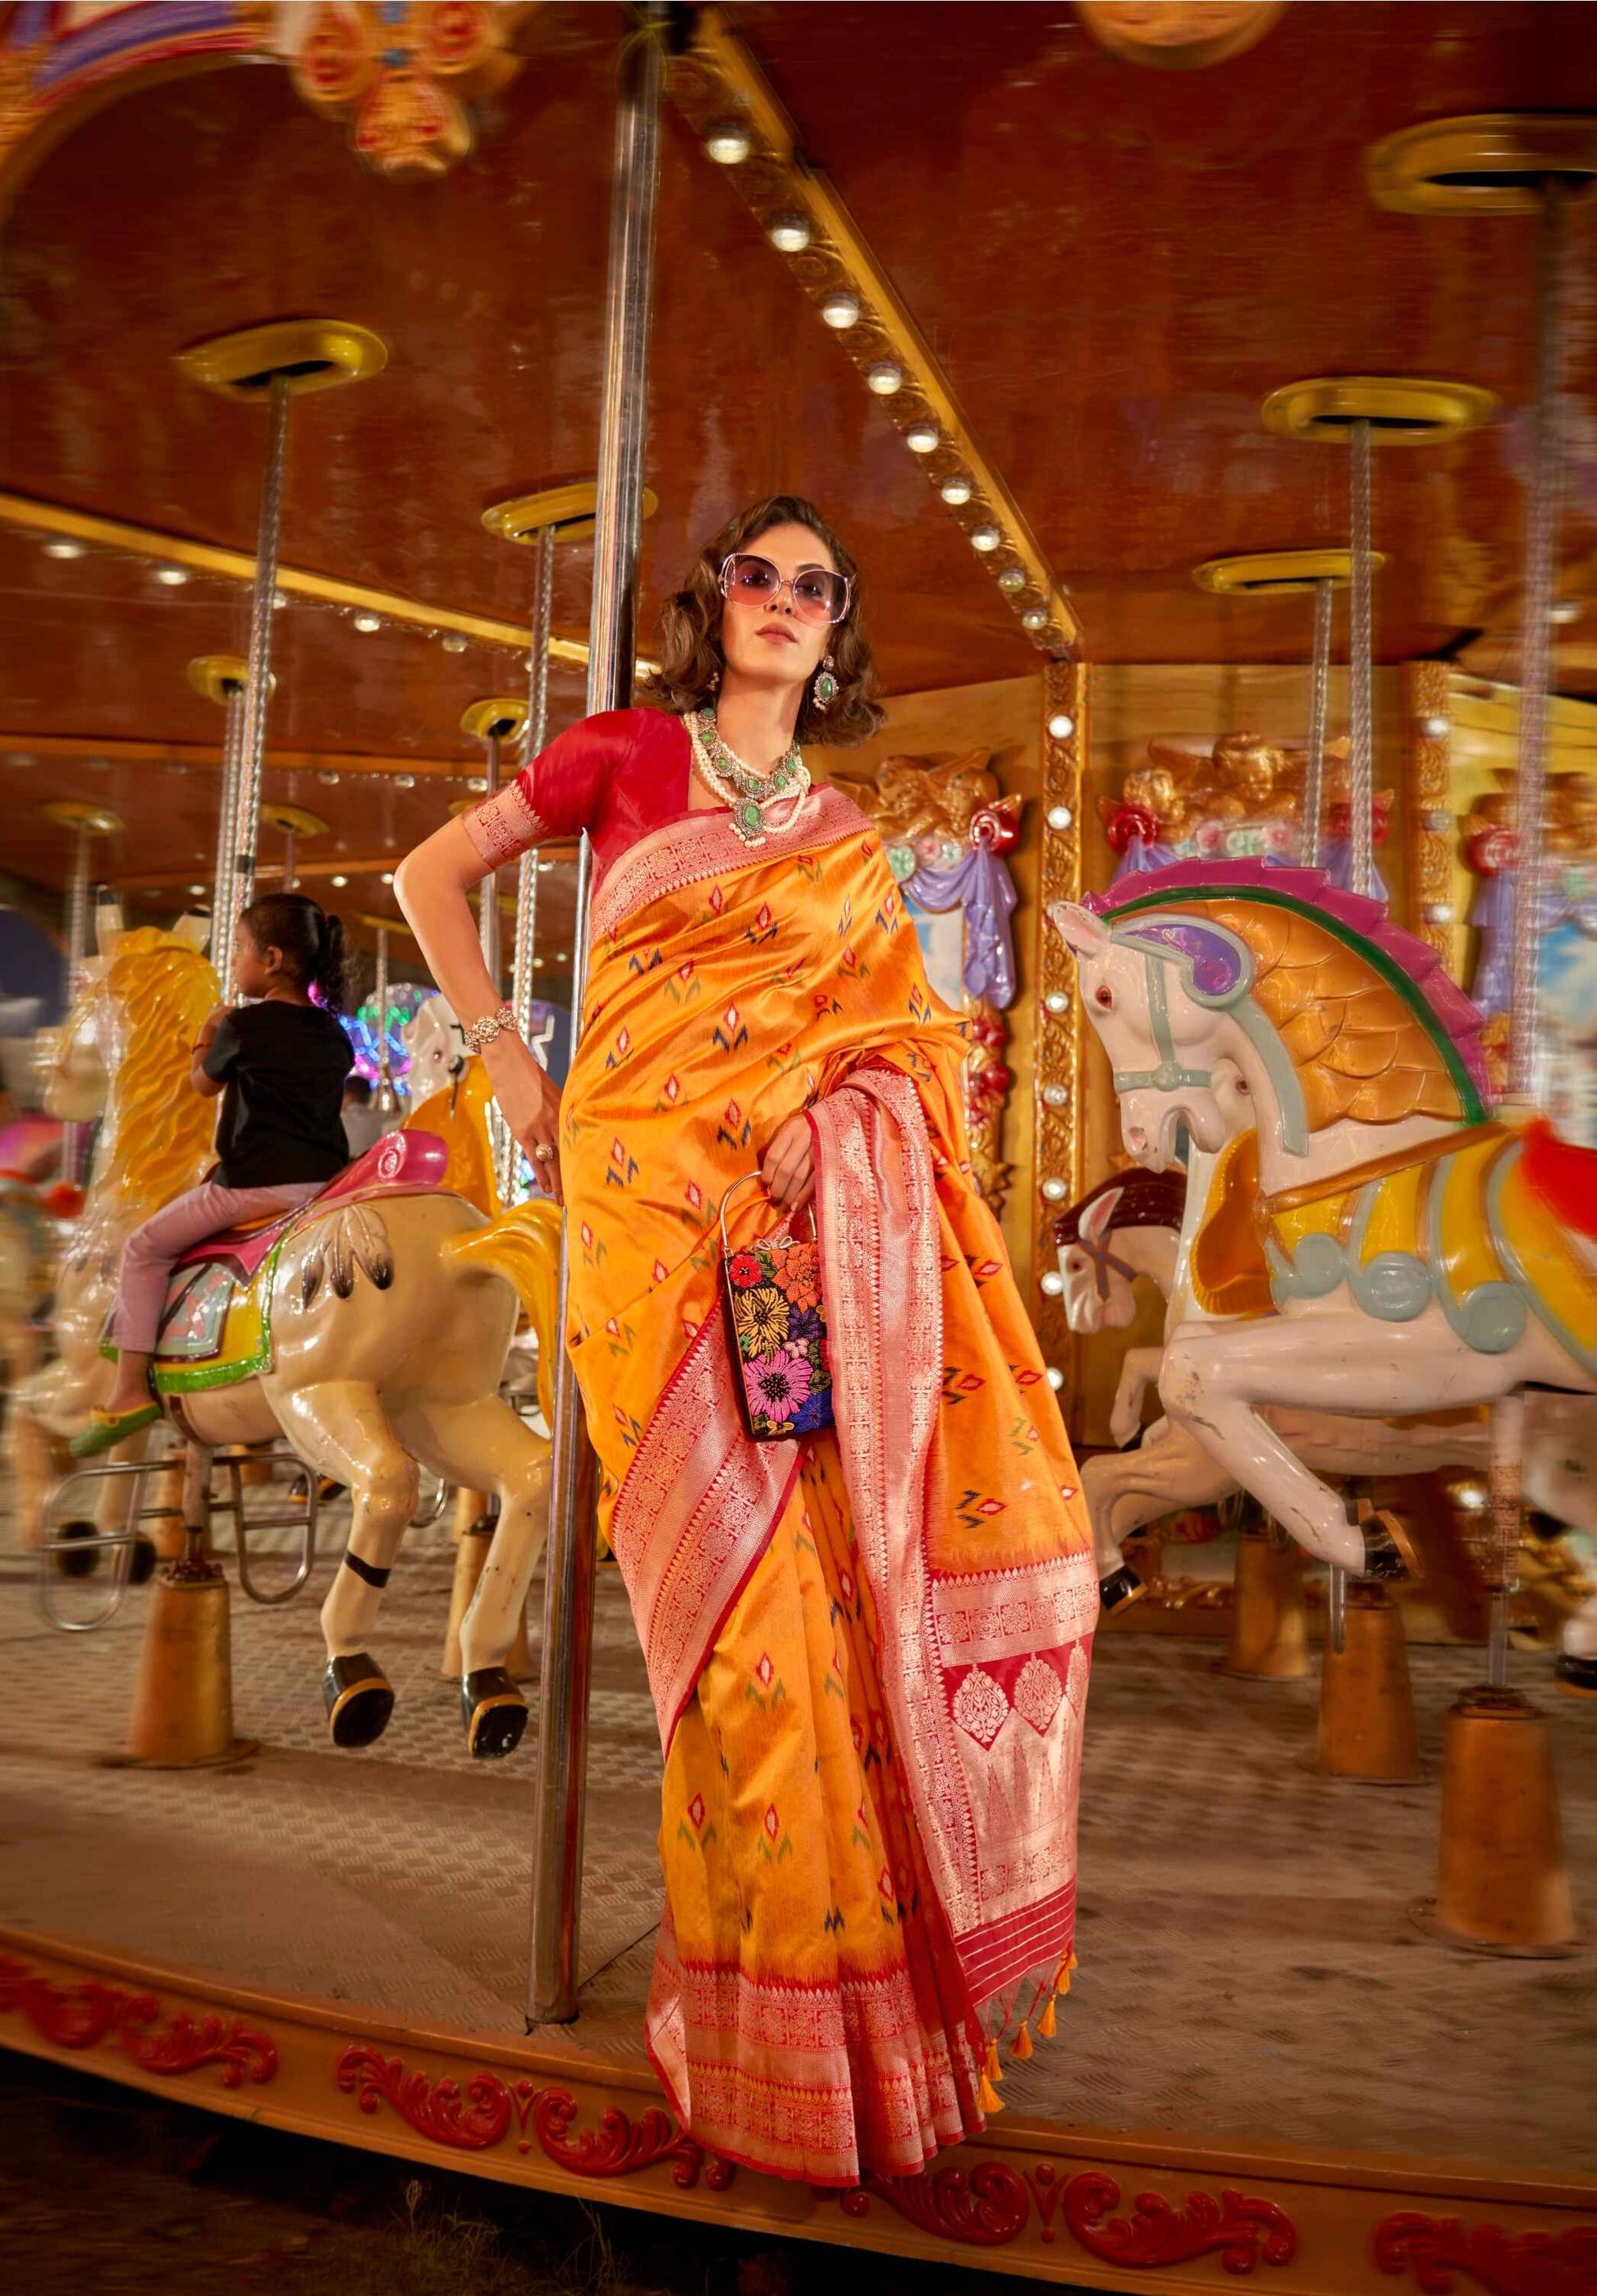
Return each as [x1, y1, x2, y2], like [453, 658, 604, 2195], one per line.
[840, 2161, 1032, 2248]
[0, 1954, 277, 2088]
[332, 2051, 733, 2189]
[1063, 2171, 1297, 2274]
[1374, 2211, 1597, 2296]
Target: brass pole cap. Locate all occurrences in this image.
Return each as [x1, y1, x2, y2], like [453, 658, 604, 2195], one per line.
[460, 697, 528, 743]
[1193, 548, 1379, 595]
[260, 804, 329, 838]
[1367, 113, 1597, 218]
[39, 800, 123, 836]
[1261, 375, 1499, 445]
[187, 654, 250, 705]
[175, 321, 389, 403]
[483, 479, 657, 548]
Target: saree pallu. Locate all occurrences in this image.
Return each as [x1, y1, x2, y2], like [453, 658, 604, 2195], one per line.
[560, 787, 1097, 2187]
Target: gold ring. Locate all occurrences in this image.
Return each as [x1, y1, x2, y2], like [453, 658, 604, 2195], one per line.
[533, 1143, 556, 1161]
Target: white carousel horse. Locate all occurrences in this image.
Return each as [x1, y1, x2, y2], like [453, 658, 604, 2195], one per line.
[19, 915, 563, 1754]
[1055, 1159, 1597, 1653]
[1051, 859, 1597, 1693]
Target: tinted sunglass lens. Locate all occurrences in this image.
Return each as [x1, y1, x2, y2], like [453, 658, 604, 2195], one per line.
[730, 556, 779, 597]
[793, 572, 842, 622]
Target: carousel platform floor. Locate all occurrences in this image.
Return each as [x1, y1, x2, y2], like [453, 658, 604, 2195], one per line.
[2, 1493, 1595, 2290]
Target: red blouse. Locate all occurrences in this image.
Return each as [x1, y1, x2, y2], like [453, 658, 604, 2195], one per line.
[460, 707, 702, 886]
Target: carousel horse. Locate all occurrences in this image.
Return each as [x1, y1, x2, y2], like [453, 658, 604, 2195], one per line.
[1055, 1160, 1597, 1655]
[400, 991, 553, 1219]
[19, 915, 563, 1754]
[1051, 859, 1597, 1693]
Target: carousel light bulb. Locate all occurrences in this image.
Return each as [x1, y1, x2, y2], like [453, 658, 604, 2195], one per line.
[441, 632, 468, 653]
[188, 883, 205, 896]
[1426, 901, 1454, 927]
[904, 423, 940, 453]
[1550, 599, 1583, 625]
[1045, 1366, 1065, 1391]
[940, 477, 972, 506]
[331, 874, 348, 887]
[1047, 713, 1075, 740]
[821, 292, 861, 329]
[43, 537, 85, 559]
[319, 770, 341, 785]
[381, 872, 395, 886]
[1046, 804, 1074, 832]
[154, 565, 189, 586]
[5, 753, 36, 768]
[1023, 608, 1051, 633]
[865, 361, 904, 396]
[469, 776, 487, 791]
[997, 566, 1026, 592]
[354, 612, 382, 634]
[1041, 1176, 1068, 1201]
[1044, 990, 1070, 1015]
[538, 859, 556, 873]
[1042, 1082, 1071, 1109]
[704, 120, 752, 165]
[1424, 809, 1452, 835]
[272, 589, 289, 611]
[970, 525, 1002, 552]
[1419, 714, 1450, 740]
[767, 212, 811, 253]
[1039, 1270, 1065, 1297]
[394, 772, 415, 789]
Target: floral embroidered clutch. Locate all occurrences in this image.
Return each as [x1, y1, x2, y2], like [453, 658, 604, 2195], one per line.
[719, 1173, 834, 1444]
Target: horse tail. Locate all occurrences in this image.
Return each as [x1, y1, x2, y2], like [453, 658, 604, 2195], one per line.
[444, 1198, 564, 1423]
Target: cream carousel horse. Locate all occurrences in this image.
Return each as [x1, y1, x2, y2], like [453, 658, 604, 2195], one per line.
[1055, 1157, 1597, 1652]
[1051, 859, 1597, 1692]
[20, 916, 563, 1754]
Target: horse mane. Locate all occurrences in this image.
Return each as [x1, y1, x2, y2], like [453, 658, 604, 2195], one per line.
[1089, 859, 1489, 1129]
[96, 929, 220, 1218]
[1055, 1163, 1187, 1244]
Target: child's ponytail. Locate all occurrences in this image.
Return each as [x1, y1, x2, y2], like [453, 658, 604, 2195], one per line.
[313, 910, 347, 1015]
[240, 891, 347, 1013]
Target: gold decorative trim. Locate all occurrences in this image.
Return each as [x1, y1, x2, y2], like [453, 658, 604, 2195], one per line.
[1407, 661, 1456, 964]
[1367, 113, 1597, 218]
[669, 9, 1078, 657]
[3, 1923, 1595, 2290]
[1261, 378, 1499, 447]
[174, 319, 389, 402]
[0, 492, 589, 663]
[1193, 549, 1368, 595]
[1032, 662, 1087, 1405]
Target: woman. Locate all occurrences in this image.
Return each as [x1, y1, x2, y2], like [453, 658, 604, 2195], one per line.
[396, 497, 1096, 2186]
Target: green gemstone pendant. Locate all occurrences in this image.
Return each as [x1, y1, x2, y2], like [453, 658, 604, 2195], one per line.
[735, 795, 765, 836]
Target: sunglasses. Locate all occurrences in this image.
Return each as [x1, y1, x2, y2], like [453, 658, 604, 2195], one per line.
[718, 552, 852, 627]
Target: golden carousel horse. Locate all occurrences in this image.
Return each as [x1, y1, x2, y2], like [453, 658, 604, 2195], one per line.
[1052, 859, 1597, 1692]
[19, 915, 563, 1756]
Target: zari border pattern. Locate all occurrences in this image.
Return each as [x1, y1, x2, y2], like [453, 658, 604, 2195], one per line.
[589, 785, 872, 945]
[5, 1927, 1595, 2295]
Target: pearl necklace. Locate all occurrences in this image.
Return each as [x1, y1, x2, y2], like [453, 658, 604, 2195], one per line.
[688, 708, 811, 847]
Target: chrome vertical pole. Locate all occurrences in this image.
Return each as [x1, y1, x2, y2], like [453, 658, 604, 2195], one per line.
[530, 0, 666, 2028]
[60, 827, 93, 1189]
[503, 524, 556, 1208]
[210, 676, 246, 1001]
[227, 374, 291, 952]
[1347, 418, 1376, 901]
[1302, 577, 1334, 870]
[1512, 181, 1567, 1105]
[478, 733, 505, 988]
[373, 927, 398, 1121]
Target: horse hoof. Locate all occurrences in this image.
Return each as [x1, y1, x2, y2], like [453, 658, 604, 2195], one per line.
[1359, 1508, 1420, 1584]
[53, 1519, 100, 1580]
[323, 1652, 395, 1749]
[1098, 1565, 1146, 1615]
[128, 1535, 158, 1587]
[462, 1667, 528, 1761]
[1554, 1652, 1597, 1698]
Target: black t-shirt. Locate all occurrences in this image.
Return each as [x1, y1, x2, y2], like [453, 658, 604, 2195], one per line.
[203, 1001, 354, 1189]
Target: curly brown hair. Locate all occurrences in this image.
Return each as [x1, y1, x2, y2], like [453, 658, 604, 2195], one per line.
[641, 494, 885, 748]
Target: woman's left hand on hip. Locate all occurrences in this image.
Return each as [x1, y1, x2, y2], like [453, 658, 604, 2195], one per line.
[760, 1113, 814, 1216]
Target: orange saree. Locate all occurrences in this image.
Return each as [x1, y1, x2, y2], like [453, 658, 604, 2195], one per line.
[557, 777, 1096, 2188]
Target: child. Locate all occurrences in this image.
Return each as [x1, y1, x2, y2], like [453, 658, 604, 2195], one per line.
[72, 892, 355, 1455]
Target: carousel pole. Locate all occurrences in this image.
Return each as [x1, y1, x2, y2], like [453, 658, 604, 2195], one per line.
[460, 699, 527, 1189]
[530, 0, 668, 2028]
[190, 656, 249, 992]
[39, 802, 121, 1189]
[507, 524, 557, 1205]
[1302, 577, 1334, 868]
[372, 925, 399, 1123]
[231, 373, 290, 934]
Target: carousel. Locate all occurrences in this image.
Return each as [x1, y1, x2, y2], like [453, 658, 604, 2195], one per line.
[0, 2, 1595, 2288]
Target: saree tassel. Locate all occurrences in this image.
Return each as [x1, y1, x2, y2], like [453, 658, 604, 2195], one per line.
[1037, 1992, 1058, 2040]
[978, 2070, 1005, 2116]
[1012, 2018, 1034, 2062]
[1054, 1950, 1076, 1997]
[984, 2036, 1004, 2084]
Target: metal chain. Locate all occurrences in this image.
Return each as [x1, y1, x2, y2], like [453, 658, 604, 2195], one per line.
[1512, 178, 1567, 1102]
[1303, 576, 1334, 869]
[1348, 417, 1375, 901]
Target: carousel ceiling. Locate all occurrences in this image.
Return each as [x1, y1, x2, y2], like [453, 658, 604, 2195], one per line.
[2, 0, 1595, 936]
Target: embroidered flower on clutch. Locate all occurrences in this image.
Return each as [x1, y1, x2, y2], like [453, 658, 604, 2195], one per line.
[743, 1291, 791, 1353]
[748, 1348, 812, 1418]
[720, 1187, 833, 1442]
[728, 1251, 764, 1290]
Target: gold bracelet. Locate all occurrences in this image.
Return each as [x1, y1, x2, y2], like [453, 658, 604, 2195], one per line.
[461, 1001, 519, 1055]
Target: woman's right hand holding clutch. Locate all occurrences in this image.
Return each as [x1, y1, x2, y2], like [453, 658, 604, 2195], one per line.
[483, 1032, 565, 1205]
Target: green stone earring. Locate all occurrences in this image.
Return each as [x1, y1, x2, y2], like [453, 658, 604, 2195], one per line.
[813, 655, 839, 712]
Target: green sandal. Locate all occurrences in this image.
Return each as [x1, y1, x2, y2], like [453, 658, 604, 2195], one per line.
[69, 1401, 161, 1459]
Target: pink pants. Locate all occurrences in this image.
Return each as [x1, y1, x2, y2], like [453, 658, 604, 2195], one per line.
[110, 1179, 324, 1353]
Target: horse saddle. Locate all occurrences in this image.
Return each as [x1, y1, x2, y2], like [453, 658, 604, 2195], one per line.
[142, 1130, 451, 1393]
